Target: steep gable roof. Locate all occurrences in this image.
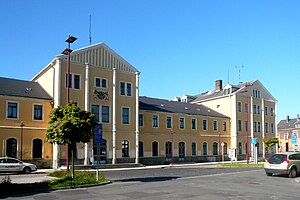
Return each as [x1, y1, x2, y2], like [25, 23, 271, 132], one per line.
[278, 117, 300, 130]
[139, 96, 229, 118]
[0, 77, 52, 100]
[57, 42, 139, 73]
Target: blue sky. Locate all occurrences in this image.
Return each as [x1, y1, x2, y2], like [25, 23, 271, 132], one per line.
[0, 0, 299, 121]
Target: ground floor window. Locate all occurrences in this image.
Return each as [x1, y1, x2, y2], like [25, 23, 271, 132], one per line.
[213, 142, 218, 155]
[238, 142, 242, 155]
[192, 142, 197, 156]
[179, 142, 185, 160]
[122, 140, 129, 157]
[152, 141, 158, 156]
[139, 141, 144, 157]
[165, 142, 172, 158]
[32, 139, 43, 159]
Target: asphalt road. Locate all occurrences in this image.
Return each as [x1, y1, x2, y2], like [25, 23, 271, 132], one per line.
[3, 166, 300, 199]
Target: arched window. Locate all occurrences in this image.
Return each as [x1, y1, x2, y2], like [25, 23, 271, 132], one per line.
[179, 142, 185, 160]
[192, 142, 197, 156]
[213, 142, 218, 155]
[165, 142, 172, 158]
[238, 142, 242, 155]
[203, 142, 208, 156]
[139, 141, 144, 157]
[152, 141, 158, 157]
[32, 139, 43, 159]
[122, 140, 129, 157]
[6, 138, 17, 158]
[223, 142, 228, 155]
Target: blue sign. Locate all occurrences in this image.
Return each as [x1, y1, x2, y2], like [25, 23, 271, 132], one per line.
[252, 138, 257, 144]
[94, 124, 103, 144]
[292, 133, 297, 145]
[94, 133, 102, 144]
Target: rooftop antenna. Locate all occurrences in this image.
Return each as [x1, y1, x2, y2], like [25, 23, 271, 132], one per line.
[235, 65, 244, 83]
[89, 15, 92, 45]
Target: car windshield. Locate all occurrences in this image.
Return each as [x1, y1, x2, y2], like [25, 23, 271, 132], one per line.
[268, 154, 286, 164]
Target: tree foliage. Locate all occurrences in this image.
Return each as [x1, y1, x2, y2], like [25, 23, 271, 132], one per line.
[263, 137, 279, 147]
[45, 101, 97, 145]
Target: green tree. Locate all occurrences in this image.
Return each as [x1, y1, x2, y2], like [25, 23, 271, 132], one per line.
[263, 137, 279, 147]
[45, 101, 97, 178]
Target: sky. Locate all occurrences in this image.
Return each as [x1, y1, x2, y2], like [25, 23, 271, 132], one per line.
[0, 0, 299, 121]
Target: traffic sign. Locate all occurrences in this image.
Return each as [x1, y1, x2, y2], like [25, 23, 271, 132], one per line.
[292, 133, 297, 145]
[252, 138, 257, 144]
[94, 124, 103, 144]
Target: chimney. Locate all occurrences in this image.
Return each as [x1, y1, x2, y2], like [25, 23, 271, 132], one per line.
[286, 115, 290, 123]
[215, 80, 223, 91]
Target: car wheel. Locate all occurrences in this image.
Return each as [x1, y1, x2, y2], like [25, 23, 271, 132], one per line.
[23, 167, 31, 174]
[289, 167, 297, 178]
[266, 172, 273, 176]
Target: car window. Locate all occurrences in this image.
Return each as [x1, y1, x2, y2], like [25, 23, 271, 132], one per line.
[7, 159, 19, 163]
[269, 154, 286, 164]
[289, 155, 297, 160]
[0, 159, 5, 164]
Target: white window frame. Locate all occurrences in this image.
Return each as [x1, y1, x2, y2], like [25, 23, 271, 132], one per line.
[6, 101, 19, 120]
[222, 121, 227, 132]
[152, 114, 159, 128]
[119, 81, 132, 96]
[202, 119, 208, 131]
[284, 133, 289, 140]
[166, 116, 172, 129]
[95, 77, 108, 88]
[179, 117, 185, 129]
[139, 113, 144, 127]
[213, 120, 218, 131]
[65, 73, 81, 90]
[101, 105, 110, 123]
[32, 103, 44, 121]
[191, 118, 197, 130]
[238, 101, 242, 112]
[121, 107, 130, 125]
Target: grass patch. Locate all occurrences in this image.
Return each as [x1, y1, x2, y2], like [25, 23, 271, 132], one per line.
[0, 170, 108, 197]
[219, 163, 264, 168]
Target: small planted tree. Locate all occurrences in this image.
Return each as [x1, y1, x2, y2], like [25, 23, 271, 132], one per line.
[45, 101, 97, 178]
[263, 137, 279, 148]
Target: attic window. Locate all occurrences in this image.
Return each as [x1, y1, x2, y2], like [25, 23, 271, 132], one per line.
[197, 108, 200, 111]
[208, 109, 211, 112]
[25, 88, 32, 93]
[217, 105, 220, 108]
[185, 107, 188, 110]
[161, 104, 164, 107]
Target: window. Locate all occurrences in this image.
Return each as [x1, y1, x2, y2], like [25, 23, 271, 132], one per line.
[203, 142, 208, 156]
[122, 140, 129, 157]
[192, 142, 197, 156]
[32, 139, 43, 158]
[152, 115, 158, 127]
[179, 142, 185, 159]
[238, 102, 242, 112]
[152, 141, 158, 156]
[7, 102, 18, 119]
[166, 116, 172, 128]
[238, 142, 242, 155]
[253, 105, 257, 114]
[139, 114, 144, 126]
[254, 122, 257, 133]
[66, 73, 80, 89]
[213, 120, 218, 131]
[122, 108, 130, 124]
[101, 106, 109, 123]
[284, 133, 289, 140]
[95, 77, 107, 88]
[238, 120, 242, 131]
[265, 123, 269, 133]
[127, 83, 132, 96]
[202, 119, 208, 131]
[253, 89, 261, 98]
[192, 118, 197, 130]
[223, 143, 228, 155]
[120, 82, 132, 96]
[223, 121, 227, 131]
[91, 105, 99, 122]
[139, 141, 144, 157]
[33, 105, 43, 120]
[271, 123, 274, 133]
[257, 105, 261, 115]
[257, 122, 261, 132]
[120, 82, 125, 95]
[213, 142, 218, 155]
[165, 142, 172, 158]
[271, 108, 274, 116]
[179, 117, 185, 129]
[265, 107, 268, 115]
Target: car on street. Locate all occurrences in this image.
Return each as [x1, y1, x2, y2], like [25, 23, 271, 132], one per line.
[264, 152, 300, 178]
[0, 157, 37, 174]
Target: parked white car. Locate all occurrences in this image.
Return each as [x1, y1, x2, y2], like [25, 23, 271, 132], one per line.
[0, 157, 37, 174]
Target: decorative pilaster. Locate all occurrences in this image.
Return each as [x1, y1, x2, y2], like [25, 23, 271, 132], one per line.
[84, 63, 90, 165]
[112, 67, 117, 164]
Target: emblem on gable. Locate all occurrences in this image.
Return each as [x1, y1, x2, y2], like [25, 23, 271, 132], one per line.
[94, 89, 109, 100]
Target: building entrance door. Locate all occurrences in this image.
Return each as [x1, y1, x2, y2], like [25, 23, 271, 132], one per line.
[6, 138, 17, 158]
[93, 139, 107, 164]
[179, 142, 185, 161]
[286, 142, 289, 152]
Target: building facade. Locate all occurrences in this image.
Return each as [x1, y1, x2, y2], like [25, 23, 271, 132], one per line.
[138, 96, 230, 164]
[31, 43, 140, 168]
[278, 115, 300, 152]
[0, 77, 53, 167]
[179, 80, 277, 159]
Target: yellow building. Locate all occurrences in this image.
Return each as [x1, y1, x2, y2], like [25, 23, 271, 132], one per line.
[32, 42, 140, 168]
[182, 80, 277, 160]
[139, 96, 230, 164]
[0, 77, 53, 167]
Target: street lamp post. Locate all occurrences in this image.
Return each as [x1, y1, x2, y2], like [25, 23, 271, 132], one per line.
[62, 34, 77, 171]
[20, 121, 24, 160]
